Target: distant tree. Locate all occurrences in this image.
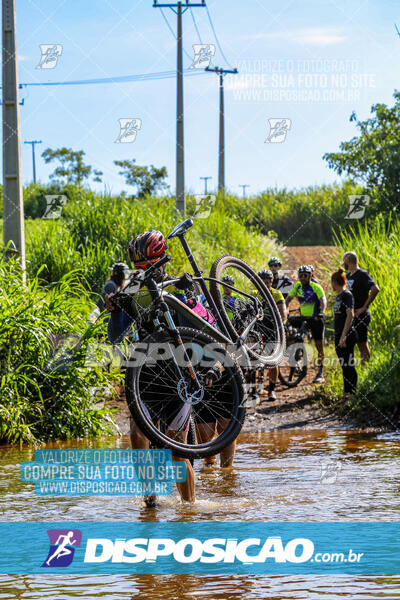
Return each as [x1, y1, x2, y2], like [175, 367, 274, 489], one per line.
[323, 90, 400, 213]
[42, 147, 103, 186]
[114, 159, 168, 197]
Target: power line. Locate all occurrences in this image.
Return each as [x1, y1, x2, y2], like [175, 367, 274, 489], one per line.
[190, 7, 203, 44]
[2, 69, 207, 91]
[160, 7, 193, 61]
[205, 4, 232, 68]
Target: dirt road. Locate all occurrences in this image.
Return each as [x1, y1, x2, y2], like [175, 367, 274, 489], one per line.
[283, 245, 338, 287]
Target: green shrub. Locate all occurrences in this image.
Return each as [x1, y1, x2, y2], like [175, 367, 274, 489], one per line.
[0, 256, 117, 444]
[26, 191, 283, 294]
[23, 182, 65, 219]
[223, 181, 364, 245]
[316, 345, 400, 422]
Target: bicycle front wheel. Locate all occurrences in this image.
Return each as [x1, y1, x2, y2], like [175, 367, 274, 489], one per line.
[125, 327, 246, 459]
[209, 255, 285, 367]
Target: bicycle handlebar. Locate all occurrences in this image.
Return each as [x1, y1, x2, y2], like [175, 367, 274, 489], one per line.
[143, 254, 171, 279]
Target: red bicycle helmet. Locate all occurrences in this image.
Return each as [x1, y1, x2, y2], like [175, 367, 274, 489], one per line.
[128, 230, 167, 268]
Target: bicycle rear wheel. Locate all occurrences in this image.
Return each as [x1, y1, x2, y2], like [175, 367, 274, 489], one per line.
[209, 255, 285, 367]
[278, 341, 308, 388]
[125, 327, 246, 459]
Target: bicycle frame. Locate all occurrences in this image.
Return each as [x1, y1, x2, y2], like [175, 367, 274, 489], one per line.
[177, 234, 231, 338]
[174, 235, 263, 350]
[120, 226, 262, 369]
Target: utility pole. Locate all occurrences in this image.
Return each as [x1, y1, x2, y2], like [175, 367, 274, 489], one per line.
[200, 176, 212, 195]
[154, 0, 205, 214]
[2, 0, 25, 268]
[239, 184, 250, 197]
[24, 140, 42, 183]
[206, 66, 238, 194]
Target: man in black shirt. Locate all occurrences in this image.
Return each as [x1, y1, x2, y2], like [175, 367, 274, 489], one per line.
[343, 251, 380, 363]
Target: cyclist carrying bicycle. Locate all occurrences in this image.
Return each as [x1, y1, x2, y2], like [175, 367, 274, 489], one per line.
[106, 229, 227, 505]
[285, 265, 326, 383]
[97, 262, 135, 344]
[106, 230, 199, 505]
[258, 270, 287, 400]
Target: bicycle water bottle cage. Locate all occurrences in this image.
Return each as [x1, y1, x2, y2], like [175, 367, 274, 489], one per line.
[168, 218, 194, 239]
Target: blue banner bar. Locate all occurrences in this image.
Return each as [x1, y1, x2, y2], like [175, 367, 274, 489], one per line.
[0, 522, 400, 574]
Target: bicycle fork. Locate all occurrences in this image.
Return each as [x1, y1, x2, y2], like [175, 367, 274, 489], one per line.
[155, 303, 203, 398]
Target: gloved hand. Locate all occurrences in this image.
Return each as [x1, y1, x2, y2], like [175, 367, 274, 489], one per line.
[175, 272, 194, 290]
[106, 292, 133, 316]
[105, 293, 118, 312]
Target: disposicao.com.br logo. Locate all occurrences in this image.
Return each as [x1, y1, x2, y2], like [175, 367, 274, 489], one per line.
[42, 529, 82, 567]
[82, 536, 364, 566]
[1, 522, 393, 574]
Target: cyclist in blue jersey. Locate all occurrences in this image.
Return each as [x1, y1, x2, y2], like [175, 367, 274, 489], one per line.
[286, 265, 327, 383]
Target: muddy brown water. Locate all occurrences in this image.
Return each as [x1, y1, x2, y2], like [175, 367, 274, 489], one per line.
[1, 428, 400, 598]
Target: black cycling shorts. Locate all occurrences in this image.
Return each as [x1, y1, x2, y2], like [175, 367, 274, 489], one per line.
[289, 316, 325, 342]
[353, 311, 371, 343]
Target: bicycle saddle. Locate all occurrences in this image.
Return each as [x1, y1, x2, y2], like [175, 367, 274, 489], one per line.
[167, 218, 193, 239]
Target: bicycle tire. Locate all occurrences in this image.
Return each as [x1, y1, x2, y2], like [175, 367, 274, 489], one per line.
[278, 342, 308, 388]
[125, 327, 246, 459]
[209, 255, 285, 367]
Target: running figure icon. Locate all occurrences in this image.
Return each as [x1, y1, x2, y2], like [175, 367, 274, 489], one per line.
[46, 531, 77, 566]
[42, 529, 82, 568]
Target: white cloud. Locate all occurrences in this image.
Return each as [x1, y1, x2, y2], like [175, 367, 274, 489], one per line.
[244, 28, 346, 46]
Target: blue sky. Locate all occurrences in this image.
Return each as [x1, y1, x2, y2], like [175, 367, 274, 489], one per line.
[13, 0, 400, 195]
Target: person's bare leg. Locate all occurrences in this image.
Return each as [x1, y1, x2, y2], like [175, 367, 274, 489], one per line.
[357, 341, 370, 364]
[268, 367, 278, 385]
[267, 366, 278, 400]
[129, 419, 149, 449]
[129, 419, 155, 506]
[195, 422, 217, 464]
[216, 418, 236, 468]
[166, 429, 196, 502]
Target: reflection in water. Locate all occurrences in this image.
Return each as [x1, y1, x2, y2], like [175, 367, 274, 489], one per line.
[2, 574, 400, 600]
[1, 429, 400, 598]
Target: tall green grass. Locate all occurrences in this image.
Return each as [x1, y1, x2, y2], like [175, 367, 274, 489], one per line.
[223, 181, 364, 245]
[25, 190, 283, 295]
[0, 255, 117, 444]
[1, 189, 283, 443]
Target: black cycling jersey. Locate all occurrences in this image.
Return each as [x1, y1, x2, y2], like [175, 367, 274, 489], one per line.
[272, 274, 293, 298]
